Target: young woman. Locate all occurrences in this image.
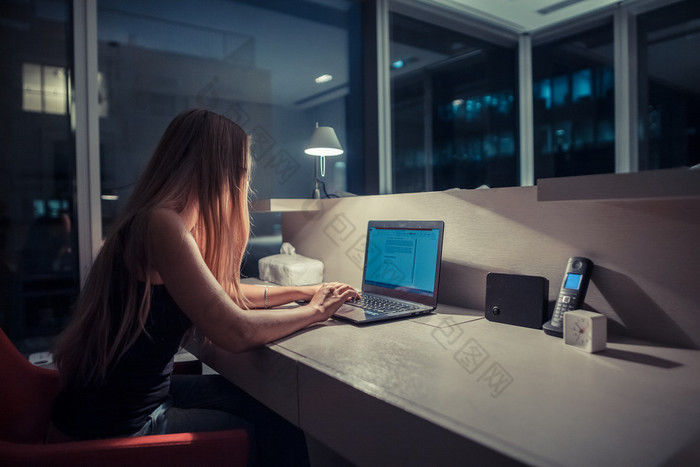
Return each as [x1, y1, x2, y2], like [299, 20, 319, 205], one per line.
[51, 108, 358, 464]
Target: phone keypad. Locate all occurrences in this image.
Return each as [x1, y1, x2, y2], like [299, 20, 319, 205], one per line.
[550, 294, 578, 327]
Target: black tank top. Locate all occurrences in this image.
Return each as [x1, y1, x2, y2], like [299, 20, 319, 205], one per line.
[52, 283, 191, 439]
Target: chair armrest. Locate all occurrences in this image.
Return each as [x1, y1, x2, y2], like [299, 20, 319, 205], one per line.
[173, 348, 203, 375]
[0, 429, 248, 467]
[172, 359, 203, 375]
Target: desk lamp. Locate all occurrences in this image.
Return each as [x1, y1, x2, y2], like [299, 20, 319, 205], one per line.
[305, 123, 343, 198]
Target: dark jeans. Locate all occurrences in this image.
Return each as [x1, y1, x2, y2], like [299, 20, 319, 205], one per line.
[132, 374, 309, 467]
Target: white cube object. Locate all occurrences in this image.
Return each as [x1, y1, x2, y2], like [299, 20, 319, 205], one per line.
[258, 242, 324, 286]
[564, 309, 607, 353]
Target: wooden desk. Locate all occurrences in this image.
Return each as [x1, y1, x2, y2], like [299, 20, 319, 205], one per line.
[188, 303, 700, 466]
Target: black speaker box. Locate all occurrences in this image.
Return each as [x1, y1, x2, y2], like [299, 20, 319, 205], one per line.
[485, 273, 549, 329]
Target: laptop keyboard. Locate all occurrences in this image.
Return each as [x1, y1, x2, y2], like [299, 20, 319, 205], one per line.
[348, 293, 421, 315]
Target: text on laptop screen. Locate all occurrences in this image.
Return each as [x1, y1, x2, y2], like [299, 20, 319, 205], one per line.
[364, 227, 441, 296]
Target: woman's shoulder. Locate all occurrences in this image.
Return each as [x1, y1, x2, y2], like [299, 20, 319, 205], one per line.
[144, 207, 198, 258]
[119, 208, 188, 249]
[144, 207, 189, 234]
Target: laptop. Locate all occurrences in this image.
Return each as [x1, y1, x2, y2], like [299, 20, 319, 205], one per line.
[333, 220, 445, 324]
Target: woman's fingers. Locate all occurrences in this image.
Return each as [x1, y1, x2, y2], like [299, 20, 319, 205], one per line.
[324, 282, 359, 298]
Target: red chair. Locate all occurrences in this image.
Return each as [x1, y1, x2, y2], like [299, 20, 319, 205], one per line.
[0, 328, 249, 466]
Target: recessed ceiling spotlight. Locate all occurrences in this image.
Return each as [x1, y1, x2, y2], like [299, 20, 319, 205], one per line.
[315, 74, 333, 84]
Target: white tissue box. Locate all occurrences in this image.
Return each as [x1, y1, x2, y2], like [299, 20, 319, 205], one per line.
[258, 242, 324, 286]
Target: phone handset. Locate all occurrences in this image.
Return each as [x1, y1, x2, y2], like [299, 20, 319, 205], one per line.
[543, 257, 593, 337]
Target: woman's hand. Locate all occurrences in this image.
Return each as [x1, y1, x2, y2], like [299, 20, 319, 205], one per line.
[307, 282, 359, 320]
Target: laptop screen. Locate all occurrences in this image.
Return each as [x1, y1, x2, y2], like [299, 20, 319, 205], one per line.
[362, 220, 444, 306]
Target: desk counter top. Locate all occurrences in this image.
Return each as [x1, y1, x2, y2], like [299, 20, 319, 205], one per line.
[190, 303, 700, 466]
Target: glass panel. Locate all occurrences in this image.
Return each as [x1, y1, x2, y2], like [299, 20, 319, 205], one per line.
[532, 22, 615, 180]
[637, 0, 700, 170]
[43, 65, 69, 115]
[0, 0, 79, 351]
[390, 14, 518, 192]
[97, 0, 362, 277]
[22, 63, 43, 112]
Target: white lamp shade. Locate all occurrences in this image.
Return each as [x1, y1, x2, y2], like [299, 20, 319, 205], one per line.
[305, 126, 344, 156]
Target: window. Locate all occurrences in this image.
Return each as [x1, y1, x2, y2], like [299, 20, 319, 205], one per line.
[637, 0, 700, 170]
[22, 63, 70, 115]
[0, 0, 79, 349]
[390, 14, 518, 192]
[532, 22, 615, 180]
[97, 0, 362, 276]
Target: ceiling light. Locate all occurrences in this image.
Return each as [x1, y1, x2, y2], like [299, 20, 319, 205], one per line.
[315, 74, 333, 84]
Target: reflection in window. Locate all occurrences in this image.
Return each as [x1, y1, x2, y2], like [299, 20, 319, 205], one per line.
[97, 0, 361, 277]
[1, 0, 79, 349]
[572, 69, 592, 102]
[551, 75, 569, 107]
[638, 0, 700, 170]
[390, 14, 518, 192]
[22, 63, 69, 115]
[533, 22, 615, 180]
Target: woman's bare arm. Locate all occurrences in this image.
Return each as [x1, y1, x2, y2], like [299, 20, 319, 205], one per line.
[147, 208, 357, 353]
[239, 283, 320, 309]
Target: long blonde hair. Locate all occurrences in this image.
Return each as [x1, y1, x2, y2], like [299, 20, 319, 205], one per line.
[54, 108, 251, 386]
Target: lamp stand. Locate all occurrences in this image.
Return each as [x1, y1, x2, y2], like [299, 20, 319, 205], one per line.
[313, 158, 321, 199]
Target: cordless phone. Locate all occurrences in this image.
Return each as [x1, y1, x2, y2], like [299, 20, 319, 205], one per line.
[542, 257, 593, 337]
